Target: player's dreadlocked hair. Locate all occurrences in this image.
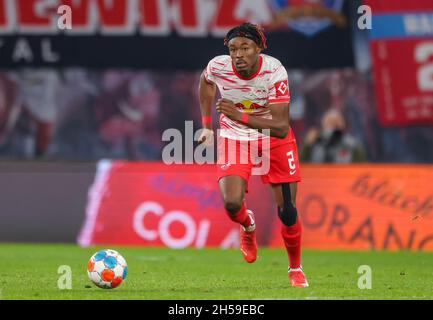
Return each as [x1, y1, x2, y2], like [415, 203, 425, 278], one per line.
[224, 23, 267, 50]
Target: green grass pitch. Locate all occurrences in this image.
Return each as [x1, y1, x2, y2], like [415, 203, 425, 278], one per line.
[0, 244, 432, 300]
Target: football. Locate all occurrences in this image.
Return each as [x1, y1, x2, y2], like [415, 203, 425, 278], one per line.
[87, 249, 128, 289]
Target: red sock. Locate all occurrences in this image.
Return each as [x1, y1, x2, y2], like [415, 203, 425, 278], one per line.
[226, 201, 252, 228]
[281, 218, 302, 269]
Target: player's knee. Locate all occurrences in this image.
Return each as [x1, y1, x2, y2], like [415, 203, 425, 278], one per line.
[278, 202, 298, 226]
[224, 199, 243, 215]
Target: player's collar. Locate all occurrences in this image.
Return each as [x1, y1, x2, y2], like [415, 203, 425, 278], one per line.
[232, 55, 263, 81]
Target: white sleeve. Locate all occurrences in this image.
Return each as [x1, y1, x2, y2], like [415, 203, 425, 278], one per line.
[203, 59, 216, 84]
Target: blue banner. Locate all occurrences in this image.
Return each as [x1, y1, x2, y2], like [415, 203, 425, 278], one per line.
[370, 12, 433, 39]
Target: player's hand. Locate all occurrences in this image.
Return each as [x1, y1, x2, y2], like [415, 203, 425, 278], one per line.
[197, 128, 214, 147]
[216, 98, 241, 121]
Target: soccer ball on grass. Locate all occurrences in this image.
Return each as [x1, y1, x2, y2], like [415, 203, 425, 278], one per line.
[87, 249, 128, 289]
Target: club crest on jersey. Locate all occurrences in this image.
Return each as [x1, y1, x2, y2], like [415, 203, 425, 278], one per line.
[268, 0, 346, 36]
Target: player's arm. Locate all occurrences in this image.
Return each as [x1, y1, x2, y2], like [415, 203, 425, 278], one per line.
[198, 70, 217, 145]
[216, 98, 289, 139]
[247, 102, 289, 138]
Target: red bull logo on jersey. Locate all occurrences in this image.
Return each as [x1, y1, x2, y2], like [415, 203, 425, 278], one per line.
[235, 100, 264, 113]
[269, 0, 346, 36]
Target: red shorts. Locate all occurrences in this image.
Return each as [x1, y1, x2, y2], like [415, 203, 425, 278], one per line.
[216, 134, 301, 187]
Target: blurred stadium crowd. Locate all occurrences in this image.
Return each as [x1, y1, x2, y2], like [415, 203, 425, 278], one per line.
[0, 0, 432, 163]
[1, 68, 431, 163]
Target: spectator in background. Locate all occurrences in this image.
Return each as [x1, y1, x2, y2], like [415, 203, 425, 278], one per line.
[94, 71, 161, 160]
[1, 70, 60, 158]
[0, 74, 18, 147]
[300, 109, 367, 163]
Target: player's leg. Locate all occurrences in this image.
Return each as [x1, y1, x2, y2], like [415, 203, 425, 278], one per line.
[271, 182, 302, 268]
[271, 182, 308, 287]
[219, 175, 257, 263]
[217, 137, 257, 263]
[217, 137, 255, 229]
[219, 175, 251, 228]
[263, 134, 308, 286]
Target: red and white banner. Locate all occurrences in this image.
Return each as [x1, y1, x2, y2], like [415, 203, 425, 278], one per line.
[366, 0, 433, 125]
[77, 160, 275, 249]
[0, 0, 353, 68]
[371, 39, 433, 126]
[0, 0, 346, 36]
[78, 161, 433, 251]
